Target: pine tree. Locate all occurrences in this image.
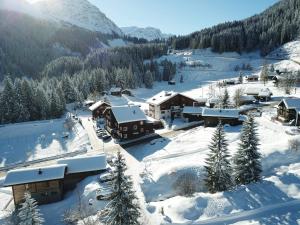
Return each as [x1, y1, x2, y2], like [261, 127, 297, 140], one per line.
[104, 152, 141, 225]
[260, 64, 269, 86]
[18, 191, 44, 225]
[220, 88, 230, 108]
[144, 70, 154, 89]
[233, 116, 262, 185]
[204, 122, 233, 193]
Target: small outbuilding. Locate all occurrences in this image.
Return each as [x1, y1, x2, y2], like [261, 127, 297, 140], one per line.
[110, 87, 122, 96]
[245, 75, 259, 82]
[202, 108, 243, 127]
[277, 98, 300, 126]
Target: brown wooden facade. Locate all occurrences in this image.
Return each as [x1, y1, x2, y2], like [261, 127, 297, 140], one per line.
[12, 179, 64, 205]
[104, 108, 154, 140]
[149, 94, 198, 120]
[203, 117, 243, 127]
[91, 102, 110, 119]
[277, 101, 300, 126]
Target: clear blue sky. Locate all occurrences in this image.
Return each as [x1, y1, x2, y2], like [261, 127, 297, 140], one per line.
[90, 0, 278, 35]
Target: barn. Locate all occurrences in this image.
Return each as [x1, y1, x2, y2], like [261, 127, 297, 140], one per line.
[244, 87, 273, 101]
[202, 108, 244, 127]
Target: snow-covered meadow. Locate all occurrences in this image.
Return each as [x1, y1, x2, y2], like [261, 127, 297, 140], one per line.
[0, 116, 90, 167]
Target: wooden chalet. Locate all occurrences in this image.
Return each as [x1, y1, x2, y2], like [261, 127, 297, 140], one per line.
[110, 87, 122, 96]
[3, 165, 66, 205]
[202, 108, 244, 127]
[245, 75, 259, 82]
[239, 95, 256, 105]
[3, 155, 107, 206]
[244, 87, 273, 101]
[104, 105, 154, 140]
[147, 91, 199, 120]
[89, 101, 111, 119]
[182, 106, 203, 122]
[277, 98, 300, 126]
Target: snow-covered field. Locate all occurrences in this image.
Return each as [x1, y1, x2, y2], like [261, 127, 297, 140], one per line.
[1, 41, 300, 225]
[0, 116, 90, 167]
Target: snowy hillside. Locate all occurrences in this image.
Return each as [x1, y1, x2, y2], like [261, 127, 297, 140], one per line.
[121, 26, 172, 41]
[33, 0, 122, 35]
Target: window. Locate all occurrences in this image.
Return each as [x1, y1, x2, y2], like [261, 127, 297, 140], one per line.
[140, 121, 144, 125]
[140, 128, 144, 133]
[123, 127, 128, 131]
[133, 125, 138, 130]
[123, 134, 128, 139]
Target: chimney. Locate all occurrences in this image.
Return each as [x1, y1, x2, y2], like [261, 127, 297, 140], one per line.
[133, 110, 136, 114]
[38, 168, 42, 175]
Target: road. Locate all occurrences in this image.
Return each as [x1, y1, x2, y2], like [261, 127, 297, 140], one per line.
[169, 199, 300, 225]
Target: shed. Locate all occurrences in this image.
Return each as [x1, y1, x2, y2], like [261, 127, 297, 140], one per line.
[110, 87, 122, 96]
[89, 101, 111, 119]
[277, 98, 300, 126]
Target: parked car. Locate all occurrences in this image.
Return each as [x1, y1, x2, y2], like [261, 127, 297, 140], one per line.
[99, 171, 114, 183]
[96, 187, 114, 201]
[102, 134, 111, 141]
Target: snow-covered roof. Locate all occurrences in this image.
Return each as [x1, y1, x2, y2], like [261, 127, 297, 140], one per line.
[57, 155, 107, 174]
[3, 164, 67, 186]
[182, 106, 203, 114]
[202, 108, 240, 118]
[110, 87, 122, 93]
[280, 98, 300, 110]
[240, 95, 256, 101]
[111, 105, 147, 124]
[244, 87, 272, 96]
[246, 75, 259, 79]
[147, 91, 178, 105]
[89, 101, 110, 111]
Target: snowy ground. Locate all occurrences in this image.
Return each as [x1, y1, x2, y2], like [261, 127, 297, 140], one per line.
[1, 43, 300, 224]
[0, 115, 90, 167]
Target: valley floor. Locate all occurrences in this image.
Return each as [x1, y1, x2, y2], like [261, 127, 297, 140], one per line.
[2, 43, 300, 224]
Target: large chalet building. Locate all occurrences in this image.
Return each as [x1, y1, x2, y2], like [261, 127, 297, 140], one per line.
[3, 155, 107, 205]
[147, 91, 199, 120]
[104, 105, 154, 140]
[277, 98, 300, 126]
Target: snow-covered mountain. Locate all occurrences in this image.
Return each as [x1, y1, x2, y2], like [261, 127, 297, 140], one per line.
[33, 0, 122, 35]
[121, 26, 172, 41]
[0, 0, 122, 35]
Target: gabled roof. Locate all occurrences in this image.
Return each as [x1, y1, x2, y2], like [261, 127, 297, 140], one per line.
[57, 155, 107, 174]
[280, 98, 300, 110]
[244, 87, 272, 97]
[110, 87, 122, 92]
[111, 105, 147, 124]
[202, 108, 240, 118]
[182, 106, 203, 114]
[89, 101, 110, 111]
[147, 91, 178, 105]
[3, 164, 67, 186]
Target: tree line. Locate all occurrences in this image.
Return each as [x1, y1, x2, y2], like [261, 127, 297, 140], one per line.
[169, 0, 300, 56]
[0, 44, 176, 124]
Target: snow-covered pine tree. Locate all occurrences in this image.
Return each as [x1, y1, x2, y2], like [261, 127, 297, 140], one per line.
[18, 191, 44, 225]
[104, 151, 141, 225]
[233, 116, 262, 185]
[220, 88, 230, 109]
[204, 121, 233, 193]
[144, 70, 154, 89]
